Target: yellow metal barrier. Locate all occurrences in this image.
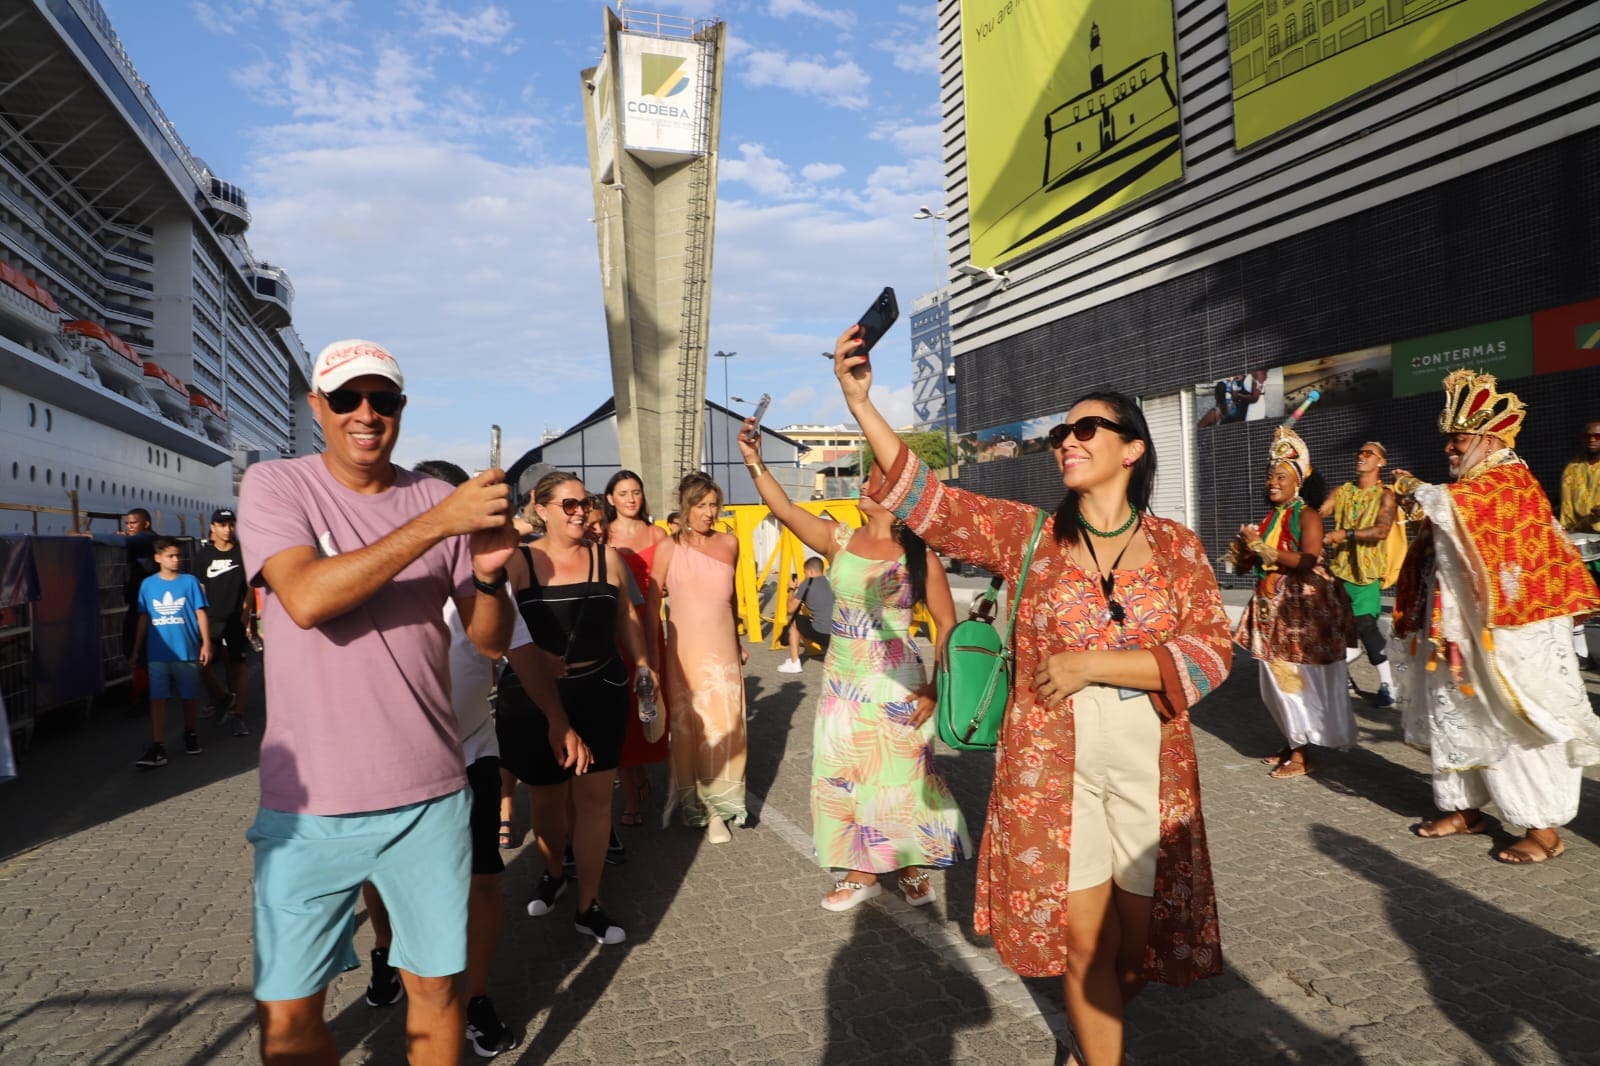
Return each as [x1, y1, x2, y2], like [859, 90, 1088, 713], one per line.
[705, 499, 937, 648]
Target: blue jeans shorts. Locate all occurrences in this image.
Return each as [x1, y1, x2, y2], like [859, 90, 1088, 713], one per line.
[148, 660, 201, 701]
[247, 788, 471, 1002]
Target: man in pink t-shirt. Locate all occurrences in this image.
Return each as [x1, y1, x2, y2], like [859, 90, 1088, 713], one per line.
[238, 339, 517, 1064]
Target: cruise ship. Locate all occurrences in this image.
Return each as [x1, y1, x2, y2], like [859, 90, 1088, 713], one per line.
[0, 0, 318, 537]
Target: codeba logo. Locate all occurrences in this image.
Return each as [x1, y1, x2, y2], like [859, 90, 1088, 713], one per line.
[641, 52, 690, 98]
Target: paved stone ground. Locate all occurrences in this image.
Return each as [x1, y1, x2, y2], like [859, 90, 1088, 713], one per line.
[2, 594, 1599, 1064]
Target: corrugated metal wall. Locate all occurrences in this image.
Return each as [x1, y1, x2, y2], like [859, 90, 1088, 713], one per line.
[936, 0, 1600, 568]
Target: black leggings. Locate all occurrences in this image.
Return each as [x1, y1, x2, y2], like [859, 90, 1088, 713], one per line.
[1354, 612, 1387, 666]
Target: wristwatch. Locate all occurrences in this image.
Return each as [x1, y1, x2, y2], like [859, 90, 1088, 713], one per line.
[472, 569, 508, 594]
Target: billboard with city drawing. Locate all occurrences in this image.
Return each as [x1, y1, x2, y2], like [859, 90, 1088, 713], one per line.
[1228, 0, 1550, 149]
[960, 0, 1183, 268]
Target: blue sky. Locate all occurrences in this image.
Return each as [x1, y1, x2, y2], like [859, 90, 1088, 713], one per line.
[101, 0, 948, 471]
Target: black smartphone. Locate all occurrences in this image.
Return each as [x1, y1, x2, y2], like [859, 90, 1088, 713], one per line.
[853, 286, 899, 359]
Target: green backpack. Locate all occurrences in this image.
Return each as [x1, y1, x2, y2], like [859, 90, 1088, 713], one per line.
[935, 512, 1046, 751]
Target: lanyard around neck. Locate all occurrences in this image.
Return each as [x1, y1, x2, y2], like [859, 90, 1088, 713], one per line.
[1081, 517, 1140, 624]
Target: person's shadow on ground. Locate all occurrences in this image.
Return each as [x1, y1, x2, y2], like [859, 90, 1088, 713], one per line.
[1312, 823, 1599, 1062]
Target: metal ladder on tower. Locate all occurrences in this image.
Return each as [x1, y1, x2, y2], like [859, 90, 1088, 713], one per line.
[672, 23, 719, 482]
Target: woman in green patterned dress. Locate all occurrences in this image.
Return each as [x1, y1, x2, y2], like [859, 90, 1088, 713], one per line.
[738, 418, 973, 910]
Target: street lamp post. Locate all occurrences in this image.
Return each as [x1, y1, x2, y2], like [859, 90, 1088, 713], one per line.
[911, 207, 954, 471]
[711, 349, 736, 479]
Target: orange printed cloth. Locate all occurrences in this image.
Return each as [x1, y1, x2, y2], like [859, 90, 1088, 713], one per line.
[1397, 461, 1599, 636]
[870, 447, 1231, 986]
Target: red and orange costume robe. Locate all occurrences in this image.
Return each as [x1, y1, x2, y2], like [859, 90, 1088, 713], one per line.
[1391, 450, 1600, 825]
[869, 448, 1231, 985]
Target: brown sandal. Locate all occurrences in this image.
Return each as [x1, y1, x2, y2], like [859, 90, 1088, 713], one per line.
[1414, 810, 1485, 838]
[1268, 759, 1310, 778]
[1494, 831, 1565, 865]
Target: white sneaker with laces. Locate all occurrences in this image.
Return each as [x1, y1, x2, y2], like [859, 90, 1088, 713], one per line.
[777, 659, 803, 673]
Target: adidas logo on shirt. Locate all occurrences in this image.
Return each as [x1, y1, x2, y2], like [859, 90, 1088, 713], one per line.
[150, 590, 188, 626]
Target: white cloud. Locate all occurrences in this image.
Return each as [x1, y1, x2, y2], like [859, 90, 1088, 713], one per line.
[740, 48, 870, 110]
[405, 1, 517, 51]
[768, 0, 856, 31]
[721, 143, 800, 198]
[876, 4, 940, 74]
[191, 2, 238, 36]
[868, 120, 941, 159]
[800, 162, 845, 183]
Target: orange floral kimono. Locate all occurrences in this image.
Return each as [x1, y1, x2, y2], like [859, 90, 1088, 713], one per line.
[871, 450, 1231, 984]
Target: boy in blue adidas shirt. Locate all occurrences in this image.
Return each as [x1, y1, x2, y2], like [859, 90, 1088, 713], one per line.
[131, 538, 212, 768]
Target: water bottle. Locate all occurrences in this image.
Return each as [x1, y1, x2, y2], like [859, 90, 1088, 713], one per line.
[635, 666, 657, 724]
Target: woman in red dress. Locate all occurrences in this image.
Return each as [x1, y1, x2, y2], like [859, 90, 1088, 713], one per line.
[604, 470, 670, 826]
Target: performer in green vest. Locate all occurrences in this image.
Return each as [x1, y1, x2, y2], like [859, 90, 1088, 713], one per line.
[1320, 442, 1398, 707]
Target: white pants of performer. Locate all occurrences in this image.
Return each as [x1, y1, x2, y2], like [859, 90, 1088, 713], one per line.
[1432, 741, 1582, 829]
[1259, 659, 1357, 750]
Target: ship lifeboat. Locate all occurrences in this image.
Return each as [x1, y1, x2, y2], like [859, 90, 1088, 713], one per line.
[189, 389, 230, 445]
[142, 360, 193, 423]
[0, 261, 62, 336]
[63, 318, 148, 392]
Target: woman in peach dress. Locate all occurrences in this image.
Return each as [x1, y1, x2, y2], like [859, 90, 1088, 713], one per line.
[648, 472, 749, 843]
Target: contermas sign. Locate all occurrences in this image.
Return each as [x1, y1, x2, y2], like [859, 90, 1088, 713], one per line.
[619, 34, 706, 165]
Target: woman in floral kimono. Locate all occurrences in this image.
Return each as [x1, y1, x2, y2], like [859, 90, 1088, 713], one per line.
[831, 326, 1232, 1065]
[736, 416, 971, 910]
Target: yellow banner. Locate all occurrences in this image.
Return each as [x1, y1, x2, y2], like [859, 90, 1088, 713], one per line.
[961, 0, 1183, 268]
[1229, 0, 1551, 149]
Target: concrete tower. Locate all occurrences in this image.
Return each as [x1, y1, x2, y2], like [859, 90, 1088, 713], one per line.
[582, 7, 726, 510]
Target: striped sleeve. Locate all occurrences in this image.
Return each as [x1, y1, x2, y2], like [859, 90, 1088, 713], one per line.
[866, 441, 1045, 584]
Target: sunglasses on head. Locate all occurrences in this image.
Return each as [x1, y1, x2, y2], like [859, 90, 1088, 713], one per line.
[321, 388, 404, 416]
[1048, 416, 1129, 448]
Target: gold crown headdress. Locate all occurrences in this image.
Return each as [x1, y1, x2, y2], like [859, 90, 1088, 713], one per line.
[1438, 368, 1525, 445]
[1269, 426, 1311, 485]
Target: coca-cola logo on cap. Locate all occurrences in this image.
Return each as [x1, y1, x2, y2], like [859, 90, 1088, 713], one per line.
[318, 341, 395, 379]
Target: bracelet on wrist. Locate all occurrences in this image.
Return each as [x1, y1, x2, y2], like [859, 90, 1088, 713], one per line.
[472, 569, 508, 594]
[746, 462, 767, 478]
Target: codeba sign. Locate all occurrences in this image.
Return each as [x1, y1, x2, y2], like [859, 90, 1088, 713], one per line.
[619, 33, 706, 163]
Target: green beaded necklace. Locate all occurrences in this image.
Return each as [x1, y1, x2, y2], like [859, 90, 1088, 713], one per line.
[1077, 506, 1139, 538]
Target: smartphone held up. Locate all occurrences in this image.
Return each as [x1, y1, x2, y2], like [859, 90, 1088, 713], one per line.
[825, 286, 900, 366]
[741, 393, 772, 444]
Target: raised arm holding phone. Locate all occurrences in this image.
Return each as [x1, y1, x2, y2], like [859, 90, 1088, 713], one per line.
[830, 320, 1232, 1064]
[738, 410, 967, 911]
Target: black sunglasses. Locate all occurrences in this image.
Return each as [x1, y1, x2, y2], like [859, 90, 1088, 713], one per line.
[1048, 416, 1129, 448]
[321, 388, 404, 417]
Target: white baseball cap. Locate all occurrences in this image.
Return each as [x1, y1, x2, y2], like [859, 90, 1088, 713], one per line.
[313, 339, 405, 393]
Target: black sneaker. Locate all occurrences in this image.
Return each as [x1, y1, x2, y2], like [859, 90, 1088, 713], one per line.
[135, 742, 168, 769]
[607, 829, 627, 866]
[574, 901, 625, 945]
[526, 871, 567, 917]
[183, 729, 202, 756]
[365, 946, 405, 1007]
[465, 995, 520, 1058]
[1371, 683, 1395, 709]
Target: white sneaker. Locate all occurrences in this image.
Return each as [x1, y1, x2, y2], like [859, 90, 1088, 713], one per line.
[706, 816, 732, 844]
[777, 659, 803, 673]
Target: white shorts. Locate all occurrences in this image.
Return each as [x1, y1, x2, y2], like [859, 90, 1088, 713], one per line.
[1067, 685, 1162, 895]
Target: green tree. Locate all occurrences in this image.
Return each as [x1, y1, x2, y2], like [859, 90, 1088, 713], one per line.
[860, 430, 954, 476]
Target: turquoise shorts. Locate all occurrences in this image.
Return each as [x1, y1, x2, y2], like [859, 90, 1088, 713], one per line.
[148, 660, 201, 700]
[247, 788, 470, 1002]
